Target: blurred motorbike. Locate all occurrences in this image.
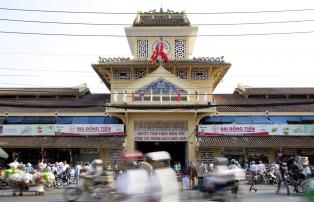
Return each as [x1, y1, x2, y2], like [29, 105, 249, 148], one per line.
[63, 171, 114, 202]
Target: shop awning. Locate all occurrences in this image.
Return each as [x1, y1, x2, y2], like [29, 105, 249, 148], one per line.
[198, 136, 314, 148]
[0, 148, 8, 159]
[0, 136, 125, 149]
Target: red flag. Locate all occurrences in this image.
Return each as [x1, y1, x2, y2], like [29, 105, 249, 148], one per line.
[141, 91, 145, 102]
[132, 90, 135, 102]
[177, 90, 181, 102]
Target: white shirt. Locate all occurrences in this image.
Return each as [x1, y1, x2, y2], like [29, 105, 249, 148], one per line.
[152, 167, 179, 202]
[115, 169, 151, 202]
[249, 164, 257, 172]
[257, 163, 266, 171]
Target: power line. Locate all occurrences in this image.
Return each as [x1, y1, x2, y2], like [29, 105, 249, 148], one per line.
[0, 52, 128, 57]
[0, 18, 131, 26]
[0, 67, 95, 73]
[3, 17, 314, 26]
[1, 7, 314, 15]
[2, 30, 314, 37]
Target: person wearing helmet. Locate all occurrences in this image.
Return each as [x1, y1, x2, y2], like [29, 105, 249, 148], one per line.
[145, 151, 179, 202]
[110, 150, 151, 202]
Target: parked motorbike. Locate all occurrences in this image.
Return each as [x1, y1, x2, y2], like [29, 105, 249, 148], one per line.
[54, 169, 77, 188]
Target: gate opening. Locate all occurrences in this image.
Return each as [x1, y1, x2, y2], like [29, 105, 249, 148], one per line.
[135, 141, 187, 168]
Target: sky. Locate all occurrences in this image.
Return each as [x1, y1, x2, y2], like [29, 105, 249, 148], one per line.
[0, 0, 314, 94]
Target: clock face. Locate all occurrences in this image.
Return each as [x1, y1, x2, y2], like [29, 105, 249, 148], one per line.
[152, 40, 171, 54]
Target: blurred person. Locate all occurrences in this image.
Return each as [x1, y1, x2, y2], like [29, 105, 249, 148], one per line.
[228, 159, 238, 170]
[276, 162, 290, 195]
[249, 161, 258, 192]
[109, 150, 151, 202]
[146, 151, 179, 202]
[75, 161, 82, 181]
[257, 161, 266, 172]
[187, 161, 197, 189]
[197, 161, 207, 190]
[25, 162, 34, 172]
[63, 160, 70, 172]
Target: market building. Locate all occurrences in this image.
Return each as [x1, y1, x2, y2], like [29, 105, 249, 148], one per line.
[1, 10, 314, 167]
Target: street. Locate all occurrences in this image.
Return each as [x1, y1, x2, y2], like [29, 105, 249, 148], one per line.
[0, 184, 309, 202]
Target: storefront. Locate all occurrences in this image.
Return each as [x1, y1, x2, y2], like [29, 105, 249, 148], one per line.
[0, 122, 125, 165]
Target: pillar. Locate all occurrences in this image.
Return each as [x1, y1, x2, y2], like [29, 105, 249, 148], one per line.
[99, 148, 109, 164]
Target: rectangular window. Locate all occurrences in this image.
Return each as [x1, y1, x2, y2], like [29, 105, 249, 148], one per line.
[175, 39, 186, 59]
[137, 40, 148, 59]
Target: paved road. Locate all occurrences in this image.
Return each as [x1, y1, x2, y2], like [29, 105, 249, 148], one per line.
[0, 184, 310, 202]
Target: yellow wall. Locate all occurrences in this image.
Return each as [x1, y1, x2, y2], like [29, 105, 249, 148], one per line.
[125, 112, 198, 162]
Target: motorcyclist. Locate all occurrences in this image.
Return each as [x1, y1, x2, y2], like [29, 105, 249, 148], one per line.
[145, 151, 179, 202]
[110, 150, 151, 202]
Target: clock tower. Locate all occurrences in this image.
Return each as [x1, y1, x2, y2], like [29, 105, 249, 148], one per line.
[125, 9, 198, 60]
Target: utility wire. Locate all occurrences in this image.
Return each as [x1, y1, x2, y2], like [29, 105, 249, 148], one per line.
[2, 18, 314, 26]
[0, 67, 95, 73]
[2, 30, 314, 37]
[0, 18, 131, 26]
[1, 7, 314, 15]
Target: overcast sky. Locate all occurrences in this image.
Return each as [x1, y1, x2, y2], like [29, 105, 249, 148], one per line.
[0, 0, 314, 94]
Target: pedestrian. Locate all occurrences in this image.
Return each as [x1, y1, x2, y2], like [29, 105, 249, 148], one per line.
[249, 161, 258, 192]
[25, 163, 34, 172]
[188, 161, 197, 190]
[276, 162, 290, 195]
[75, 162, 82, 181]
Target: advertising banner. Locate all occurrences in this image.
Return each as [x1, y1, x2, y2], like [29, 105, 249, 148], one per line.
[0, 125, 55, 136]
[198, 124, 314, 136]
[55, 124, 124, 136]
[134, 120, 188, 141]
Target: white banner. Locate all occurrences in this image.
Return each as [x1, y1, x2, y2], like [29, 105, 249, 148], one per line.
[0, 125, 55, 136]
[134, 120, 188, 141]
[198, 124, 314, 136]
[55, 124, 124, 136]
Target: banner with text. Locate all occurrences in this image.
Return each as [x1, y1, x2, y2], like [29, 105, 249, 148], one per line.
[134, 120, 188, 141]
[0, 125, 55, 136]
[55, 124, 124, 136]
[198, 124, 314, 136]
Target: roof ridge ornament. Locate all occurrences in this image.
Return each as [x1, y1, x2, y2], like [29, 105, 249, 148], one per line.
[193, 56, 225, 63]
[98, 57, 130, 64]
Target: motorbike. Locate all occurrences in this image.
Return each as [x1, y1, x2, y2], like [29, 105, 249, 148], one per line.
[54, 169, 77, 188]
[200, 168, 245, 201]
[63, 175, 113, 202]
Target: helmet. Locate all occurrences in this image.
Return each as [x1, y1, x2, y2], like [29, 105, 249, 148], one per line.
[92, 159, 103, 165]
[145, 151, 171, 161]
[230, 159, 236, 164]
[121, 150, 144, 162]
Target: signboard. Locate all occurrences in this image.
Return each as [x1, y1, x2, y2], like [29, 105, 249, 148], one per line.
[223, 148, 246, 155]
[198, 124, 314, 136]
[55, 124, 124, 136]
[0, 125, 55, 136]
[134, 120, 188, 141]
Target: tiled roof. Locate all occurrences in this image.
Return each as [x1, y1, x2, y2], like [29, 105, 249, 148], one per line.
[213, 94, 314, 112]
[133, 11, 190, 26]
[0, 94, 109, 113]
[0, 87, 90, 97]
[0, 136, 125, 148]
[237, 87, 314, 95]
[94, 59, 229, 66]
[199, 136, 314, 148]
